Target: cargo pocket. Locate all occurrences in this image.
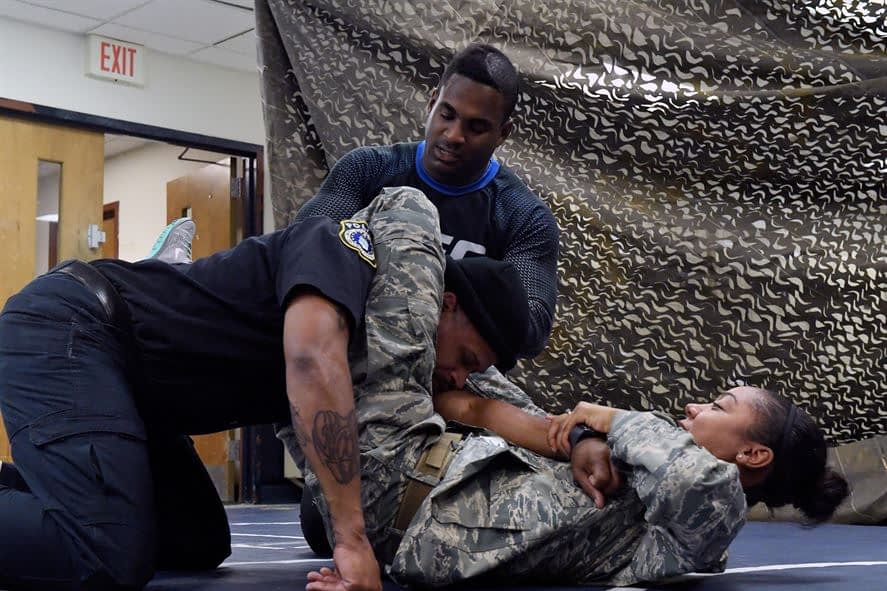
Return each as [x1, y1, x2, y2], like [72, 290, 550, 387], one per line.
[29, 411, 147, 447]
[24, 407, 156, 587]
[27, 409, 149, 524]
[429, 451, 540, 551]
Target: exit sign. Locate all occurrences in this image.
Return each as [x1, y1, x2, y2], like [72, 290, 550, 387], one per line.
[86, 35, 145, 86]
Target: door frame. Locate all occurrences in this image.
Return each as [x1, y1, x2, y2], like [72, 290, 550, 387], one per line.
[0, 97, 284, 504]
[0, 98, 264, 236]
[102, 201, 120, 259]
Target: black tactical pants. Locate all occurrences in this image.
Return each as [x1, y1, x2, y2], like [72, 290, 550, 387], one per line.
[0, 264, 229, 590]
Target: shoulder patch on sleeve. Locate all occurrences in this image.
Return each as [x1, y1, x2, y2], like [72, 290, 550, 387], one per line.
[338, 219, 376, 268]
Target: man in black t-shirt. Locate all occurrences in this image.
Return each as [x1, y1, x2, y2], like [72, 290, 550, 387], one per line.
[0, 188, 529, 591]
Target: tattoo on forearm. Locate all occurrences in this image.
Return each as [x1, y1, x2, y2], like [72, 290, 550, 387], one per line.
[312, 409, 358, 484]
[289, 404, 309, 449]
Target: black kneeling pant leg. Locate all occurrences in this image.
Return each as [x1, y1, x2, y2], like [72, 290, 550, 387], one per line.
[0, 273, 156, 590]
[150, 434, 231, 570]
[300, 485, 333, 557]
[0, 462, 29, 492]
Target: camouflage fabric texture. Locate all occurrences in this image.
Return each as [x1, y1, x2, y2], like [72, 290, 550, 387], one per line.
[301, 188, 746, 586]
[390, 411, 746, 587]
[465, 366, 548, 418]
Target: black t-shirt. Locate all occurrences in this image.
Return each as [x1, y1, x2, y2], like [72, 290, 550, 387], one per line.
[296, 141, 559, 356]
[93, 216, 376, 434]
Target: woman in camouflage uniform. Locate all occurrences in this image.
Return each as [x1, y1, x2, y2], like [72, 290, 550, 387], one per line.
[382, 387, 849, 587]
[310, 384, 847, 589]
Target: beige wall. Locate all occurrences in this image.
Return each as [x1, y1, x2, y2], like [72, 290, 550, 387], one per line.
[32, 143, 230, 265]
[0, 18, 263, 146]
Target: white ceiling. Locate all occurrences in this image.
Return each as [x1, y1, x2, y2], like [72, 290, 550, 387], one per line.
[0, 0, 257, 72]
[36, 134, 231, 177]
[102, 135, 233, 164]
[105, 133, 154, 158]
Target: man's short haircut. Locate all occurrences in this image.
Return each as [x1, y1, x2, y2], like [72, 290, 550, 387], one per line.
[440, 43, 519, 121]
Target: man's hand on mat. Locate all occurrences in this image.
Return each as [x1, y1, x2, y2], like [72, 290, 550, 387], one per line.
[305, 539, 381, 591]
[570, 437, 624, 509]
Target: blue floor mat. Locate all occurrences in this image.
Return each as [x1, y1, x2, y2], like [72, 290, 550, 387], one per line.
[146, 504, 887, 590]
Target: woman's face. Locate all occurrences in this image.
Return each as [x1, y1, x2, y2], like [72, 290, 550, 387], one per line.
[679, 386, 766, 463]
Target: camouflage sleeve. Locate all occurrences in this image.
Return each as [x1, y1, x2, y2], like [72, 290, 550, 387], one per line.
[349, 185, 447, 444]
[300, 186, 447, 555]
[606, 411, 747, 584]
[464, 367, 548, 417]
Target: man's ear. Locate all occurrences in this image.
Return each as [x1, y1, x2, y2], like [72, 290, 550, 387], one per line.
[497, 118, 514, 147]
[736, 443, 773, 470]
[441, 291, 458, 311]
[427, 87, 440, 115]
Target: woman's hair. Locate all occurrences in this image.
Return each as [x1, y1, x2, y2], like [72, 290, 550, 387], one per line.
[744, 388, 849, 522]
[440, 43, 519, 121]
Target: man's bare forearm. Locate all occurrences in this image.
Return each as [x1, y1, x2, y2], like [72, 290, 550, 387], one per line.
[283, 293, 366, 540]
[434, 390, 565, 459]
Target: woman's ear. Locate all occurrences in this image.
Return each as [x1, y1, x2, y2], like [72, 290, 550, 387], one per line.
[736, 443, 773, 470]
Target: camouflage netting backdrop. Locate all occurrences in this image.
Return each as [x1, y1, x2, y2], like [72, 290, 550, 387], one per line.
[257, 0, 886, 444]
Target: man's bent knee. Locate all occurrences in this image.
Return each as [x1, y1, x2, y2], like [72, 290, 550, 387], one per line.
[80, 522, 156, 589]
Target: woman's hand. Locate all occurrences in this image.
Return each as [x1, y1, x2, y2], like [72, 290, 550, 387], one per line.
[547, 402, 621, 457]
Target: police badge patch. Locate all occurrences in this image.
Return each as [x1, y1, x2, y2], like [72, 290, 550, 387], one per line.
[338, 220, 376, 268]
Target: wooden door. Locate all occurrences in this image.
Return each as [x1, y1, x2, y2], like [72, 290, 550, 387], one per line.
[167, 161, 240, 502]
[0, 116, 104, 461]
[101, 201, 119, 259]
[167, 162, 236, 257]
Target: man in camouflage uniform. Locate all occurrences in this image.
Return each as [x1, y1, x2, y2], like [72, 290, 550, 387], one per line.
[296, 184, 532, 587]
[303, 183, 525, 558]
[307, 187, 747, 588]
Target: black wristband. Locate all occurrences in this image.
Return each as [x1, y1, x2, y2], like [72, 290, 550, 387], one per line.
[568, 424, 606, 454]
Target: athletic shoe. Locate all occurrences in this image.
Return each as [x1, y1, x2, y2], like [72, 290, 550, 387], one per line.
[148, 217, 196, 264]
